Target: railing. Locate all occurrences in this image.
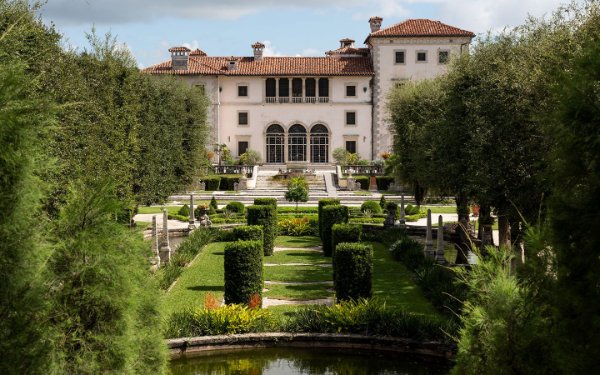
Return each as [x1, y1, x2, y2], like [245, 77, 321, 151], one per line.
[342, 164, 384, 176]
[208, 165, 255, 177]
[264, 96, 329, 104]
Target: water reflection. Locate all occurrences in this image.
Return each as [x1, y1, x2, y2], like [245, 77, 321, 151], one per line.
[170, 347, 450, 375]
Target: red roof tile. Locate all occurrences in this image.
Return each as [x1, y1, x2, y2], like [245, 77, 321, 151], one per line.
[368, 19, 475, 40]
[325, 47, 370, 57]
[189, 48, 207, 56]
[168, 46, 191, 53]
[143, 56, 374, 76]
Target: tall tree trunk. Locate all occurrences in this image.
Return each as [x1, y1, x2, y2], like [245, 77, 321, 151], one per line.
[414, 181, 425, 208]
[497, 207, 511, 248]
[479, 204, 494, 248]
[455, 192, 471, 264]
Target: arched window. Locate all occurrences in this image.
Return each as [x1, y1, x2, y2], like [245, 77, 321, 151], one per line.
[288, 124, 307, 162]
[310, 124, 329, 163]
[266, 124, 284, 163]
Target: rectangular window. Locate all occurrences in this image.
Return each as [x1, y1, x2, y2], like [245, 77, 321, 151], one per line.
[438, 50, 449, 64]
[345, 141, 357, 154]
[416, 51, 427, 62]
[346, 85, 356, 97]
[395, 51, 405, 64]
[238, 85, 248, 97]
[238, 141, 249, 156]
[238, 111, 248, 125]
[346, 111, 356, 125]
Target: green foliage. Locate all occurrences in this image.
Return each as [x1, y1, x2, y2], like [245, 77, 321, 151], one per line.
[177, 204, 190, 217]
[376, 176, 394, 191]
[223, 240, 263, 306]
[332, 223, 362, 253]
[386, 201, 398, 215]
[165, 305, 273, 338]
[254, 197, 278, 207]
[379, 195, 386, 209]
[390, 238, 425, 270]
[360, 200, 382, 214]
[238, 149, 261, 165]
[219, 176, 240, 191]
[278, 217, 315, 236]
[225, 201, 245, 214]
[284, 176, 309, 210]
[352, 175, 370, 190]
[202, 176, 221, 191]
[209, 195, 218, 210]
[317, 198, 340, 237]
[232, 225, 263, 241]
[404, 204, 420, 215]
[167, 213, 188, 222]
[247, 205, 277, 256]
[334, 243, 373, 301]
[321, 205, 349, 256]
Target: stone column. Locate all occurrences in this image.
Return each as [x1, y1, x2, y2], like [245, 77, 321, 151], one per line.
[159, 209, 171, 265]
[399, 193, 406, 225]
[302, 77, 306, 102]
[188, 194, 196, 230]
[152, 215, 160, 266]
[435, 215, 447, 264]
[425, 209, 434, 258]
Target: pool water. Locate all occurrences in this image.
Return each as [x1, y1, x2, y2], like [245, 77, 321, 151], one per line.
[170, 347, 451, 374]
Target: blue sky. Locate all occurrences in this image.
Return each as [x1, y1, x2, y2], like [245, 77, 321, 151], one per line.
[39, 0, 580, 68]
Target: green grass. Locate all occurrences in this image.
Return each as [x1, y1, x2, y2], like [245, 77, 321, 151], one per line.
[275, 236, 321, 248]
[138, 205, 182, 215]
[422, 205, 457, 214]
[369, 242, 440, 317]
[268, 250, 328, 265]
[264, 265, 333, 283]
[265, 283, 332, 300]
[353, 191, 372, 196]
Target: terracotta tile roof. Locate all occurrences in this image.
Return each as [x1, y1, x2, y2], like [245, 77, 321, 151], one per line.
[168, 46, 190, 53]
[143, 56, 374, 76]
[189, 48, 207, 56]
[325, 47, 370, 57]
[368, 19, 475, 40]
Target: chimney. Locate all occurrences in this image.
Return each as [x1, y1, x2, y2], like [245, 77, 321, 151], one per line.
[169, 47, 190, 70]
[227, 57, 238, 71]
[340, 38, 355, 48]
[369, 16, 383, 33]
[251, 42, 265, 61]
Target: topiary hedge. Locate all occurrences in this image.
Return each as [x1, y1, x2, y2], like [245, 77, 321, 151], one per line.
[390, 238, 425, 271]
[220, 176, 240, 191]
[318, 198, 340, 238]
[177, 204, 190, 217]
[353, 176, 370, 190]
[203, 176, 221, 191]
[247, 205, 277, 256]
[225, 201, 245, 214]
[321, 205, 349, 256]
[361, 200, 382, 214]
[332, 223, 362, 253]
[404, 204, 420, 216]
[232, 225, 263, 241]
[254, 198, 277, 207]
[334, 242, 373, 302]
[376, 176, 395, 191]
[210, 196, 218, 210]
[224, 240, 263, 306]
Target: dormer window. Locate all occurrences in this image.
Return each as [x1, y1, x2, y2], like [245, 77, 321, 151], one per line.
[228, 59, 237, 70]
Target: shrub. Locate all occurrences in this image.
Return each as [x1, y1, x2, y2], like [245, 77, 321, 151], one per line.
[247, 205, 277, 256]
[220, 176, 240, 191]
[379, 195, 386, 209]
[210, 196, 218, 210]
[332, 223, 362, 253]
[390, 238, 425, 270]
[353, 176, 370, 190]
[232, 225, 263, 241]
[167, 214, 188, 222]
[224, 240, 263, 306]
[254, 197, 277, 207]
[225, 201, 245, 214]
[177, 204, 190, 217]
[239, 149, 261, 165]
[278, 217, 312, 236]
[321, 205, 349, 256]
[376, 176, 395, 191]
[318, 198, 340, 237]
[164, 304, 273, 338]
[361, 200, 382, 214]
[386, 201, 398, 214]
[334, 243, 373, 301]
[203, 176, 221, 191]
[404, 204, 420, 215]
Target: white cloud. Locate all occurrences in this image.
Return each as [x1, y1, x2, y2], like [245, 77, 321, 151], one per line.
[299, 48, 323, 57]
[261, 41, 284, 57]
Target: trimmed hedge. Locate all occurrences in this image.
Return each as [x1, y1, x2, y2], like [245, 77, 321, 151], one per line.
[353, 176, 370, 190]
[390, 238, 425, 270]
[247, 205, 277, 256]
[321, 205, 349, 256]
[404, 204, 420, 215]
[361, 200, 382, 214]
[220, 176, 240, 191]
[225, 201, 245, 214]
[203, 176, 221, 191]
[376, 176, 395, 191]
[318, 199, 340, 238]
[332, 223, 362, 253]
[232, 225, 263, 241]
[254, 198, 278, 207]
[334, 243, 373, 302]
[210, 196, 218, 210]
[177, 204, 190, 217]
[224, 240, 263, 306]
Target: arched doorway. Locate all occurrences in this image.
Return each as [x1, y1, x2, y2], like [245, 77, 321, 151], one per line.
[266, 124, 284, 164]
[288, 124, 307, 162]
[310, 124, 329, 163]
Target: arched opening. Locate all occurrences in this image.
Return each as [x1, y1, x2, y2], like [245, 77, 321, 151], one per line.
[266, 124, 285, 164]
[310, 124, 329, 163]
[288, 124, 307, 162]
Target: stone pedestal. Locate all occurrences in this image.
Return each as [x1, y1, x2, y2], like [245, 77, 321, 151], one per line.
[399, 193, 406, 225]
[347, 178, 356, 191]
[435, 215, 447, 264]
[199, 214, 212, 227]
[233, 182, 239, 191]
[152, 215, 160, 266]
[199, 181, 206, 191]
[384, 211, 395, 228]
[368, 175, 378, 191]
[424, 209, 435, 258]
[238, 176, 248, 190]
[188, 194, 196, 230]
[158, 209, 172, 265]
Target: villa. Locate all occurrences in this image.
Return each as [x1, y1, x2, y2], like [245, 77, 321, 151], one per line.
[144, 17, 474, 164]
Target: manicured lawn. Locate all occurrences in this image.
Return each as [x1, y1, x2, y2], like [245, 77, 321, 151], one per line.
[138, 205, 182, 215]
[275, 236, 321, 248]
[268, 250, 328, 265]
[422, 205, 457, 214]
[265, 283, 332, 300]
[264, 264, 333, 283]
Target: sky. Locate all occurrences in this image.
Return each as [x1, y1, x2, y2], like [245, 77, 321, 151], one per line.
[38, 0, 581, 68]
